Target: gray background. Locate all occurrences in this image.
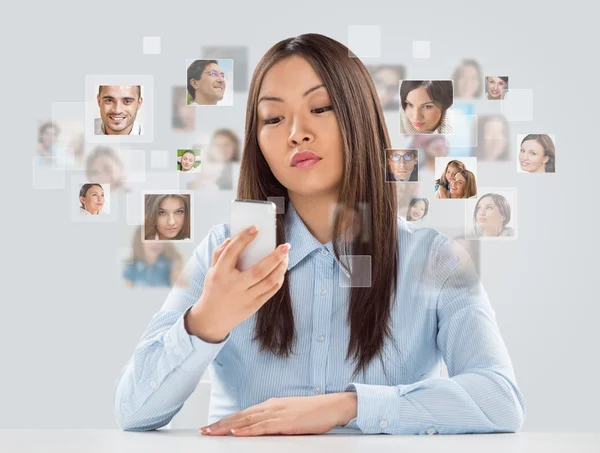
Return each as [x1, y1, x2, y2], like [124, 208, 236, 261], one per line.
[2, 0, 598, 432]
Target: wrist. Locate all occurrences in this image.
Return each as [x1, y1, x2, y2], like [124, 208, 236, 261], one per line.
[184, 306, 227, 343]
[336, 391, 358, 426]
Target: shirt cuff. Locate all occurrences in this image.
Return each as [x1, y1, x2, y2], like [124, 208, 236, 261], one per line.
[343, 382, 405, 434]
[162, 308, 230, 373]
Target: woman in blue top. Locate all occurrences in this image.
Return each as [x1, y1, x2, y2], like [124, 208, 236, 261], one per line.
[123, 226, 184, 288]
[115, 33, 525, 436]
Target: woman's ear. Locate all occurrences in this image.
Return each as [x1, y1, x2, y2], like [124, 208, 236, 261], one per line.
[79, 196, 85, 207]
[543, 156, 549, 164]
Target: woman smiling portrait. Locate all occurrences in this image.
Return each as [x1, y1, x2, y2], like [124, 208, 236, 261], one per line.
[399, 80, 454, 134]
[115, 34, 524, 436]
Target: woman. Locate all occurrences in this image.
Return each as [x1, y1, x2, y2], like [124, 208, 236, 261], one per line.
[435, 160, 466, 198]
[207, 128, 241, 163]
[405, 197, 429, 222]
[79, 183, 104, 215]
[485, 76, 508, 100]
[115, 34, 524, 436]
[451, 59, 483, 99]
[438, 169, 477, 199]
[519, 134, 555, 173]
[144, 194, 191, 240]
[124, 226, 184, 287]
[178, 150, 201, 172]
[473, 193, 514, 237]
[85, 146, 127, 191]
[399, 80, 454, 134]
[385, 149, 418, 182]
[475, 115, 509, 161]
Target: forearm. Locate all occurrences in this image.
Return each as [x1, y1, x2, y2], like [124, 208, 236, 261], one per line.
[333, 392, 358, 426]
[114, 310, 226, 431]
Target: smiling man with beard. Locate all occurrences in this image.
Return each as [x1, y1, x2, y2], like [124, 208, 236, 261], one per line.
[187, 60, 227, 105]
[95, 85, 144, 135]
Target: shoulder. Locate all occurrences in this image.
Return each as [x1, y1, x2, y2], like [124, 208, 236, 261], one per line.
[397, 215, 448, 254]
[191, 223, 231, 269]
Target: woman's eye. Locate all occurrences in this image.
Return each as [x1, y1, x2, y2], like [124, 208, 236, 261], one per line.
[264, 117, 282, 125]
[176, 210, 184, 215]
[425, 105, 433, 109]
[312, 106, 333, 114]
[158, 211, 166, 216]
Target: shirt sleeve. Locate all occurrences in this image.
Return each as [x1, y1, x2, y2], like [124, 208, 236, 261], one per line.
[341, 234, 526, 435]
[114, 225, 231, 431]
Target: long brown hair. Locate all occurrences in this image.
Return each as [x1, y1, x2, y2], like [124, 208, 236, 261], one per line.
[237, 33, 398, 380]
[521, 134, 555, 173]
[436, 159, 466, 187]
[453, 169, 477, 198]
[144, 194, 191, 240]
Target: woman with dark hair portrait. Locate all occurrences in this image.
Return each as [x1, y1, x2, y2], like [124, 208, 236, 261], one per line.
[475, 115, 510, 161]
[399, 80, 454, 134]
[385, 149, 418, 182]
[519, 134, 555, 173]
[451, 59, 483, 99]
[79, 183, 104, 215]
[116, 34, 524, 436]
[405, 197, 429, 222]
[85, 146, 126, 191]
[124, 226, 184, 288]
[485, 76, 509, 100]
[207, 128, 241, 163]
[473, 193, 514, 237]
[144, 194, 191, 241]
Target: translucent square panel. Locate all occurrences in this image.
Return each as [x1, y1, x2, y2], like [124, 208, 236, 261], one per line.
[501, 88, 533, 122]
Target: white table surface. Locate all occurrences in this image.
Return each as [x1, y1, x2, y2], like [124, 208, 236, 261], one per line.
[1, 430, 598, 452]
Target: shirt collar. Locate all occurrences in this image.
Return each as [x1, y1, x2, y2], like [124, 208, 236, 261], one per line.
[285, 201, 351, 276]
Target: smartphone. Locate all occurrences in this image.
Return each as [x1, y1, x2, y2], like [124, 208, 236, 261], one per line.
[230, 199, 277, 271]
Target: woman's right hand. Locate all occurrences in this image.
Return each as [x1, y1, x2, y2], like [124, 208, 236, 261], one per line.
[184, 226, 291, 343]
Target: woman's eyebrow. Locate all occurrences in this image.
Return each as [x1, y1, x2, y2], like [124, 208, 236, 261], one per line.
[258, 84, 326, 104]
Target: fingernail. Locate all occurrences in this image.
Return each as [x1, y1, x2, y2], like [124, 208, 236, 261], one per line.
[280, 244, 290, 255]
[206, 427, 212, 433]
[230, 428, 236, 434]
[248, 226, 258, 234]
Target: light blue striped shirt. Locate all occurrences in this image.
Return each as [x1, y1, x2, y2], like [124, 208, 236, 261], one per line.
[114, 202, 525, 434]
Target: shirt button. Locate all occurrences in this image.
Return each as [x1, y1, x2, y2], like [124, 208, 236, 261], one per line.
[380, 419, 388, 428]
[320, 288, 327, 295]
[314, 386, 322, 394]
[321, 249, 328, 256]
[317, 335, 325, 342]
[150, 380, 158, 389]
[427, 427, 436, 435]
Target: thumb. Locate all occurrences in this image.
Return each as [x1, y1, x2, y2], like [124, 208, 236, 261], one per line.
[211, 238, 231, 267]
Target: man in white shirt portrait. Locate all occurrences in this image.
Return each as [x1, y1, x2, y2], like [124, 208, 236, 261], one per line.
[187, 60, 227, 106]
[95, 85, 144, 135]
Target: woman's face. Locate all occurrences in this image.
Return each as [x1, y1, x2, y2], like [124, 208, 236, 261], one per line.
[486, 77, 507, 100]
[177, 104, 195, 130]
[445, 164, 460, 182]
[483, 118, 507, 159]
[449, 172, 466, 197]
[409, 200, 426, 221]
[156, 197, 185, 240]
[41, 126, 57, 148]
[388, 150, 417, 181]
[210, 134, 236, 162]
[88, 155, 125, 188]
[257, 56, 344, 199]
[373, 68, 398, 107]
[181, 152, 195, 171]
[404, 87, 442, 132]
[519, 139, 548, 172]
[457, 64, 480, 98]
[81, 185, 104, 213]
[476, 196, 503, 233]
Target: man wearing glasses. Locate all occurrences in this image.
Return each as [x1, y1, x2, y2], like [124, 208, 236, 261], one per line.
[187, 60, 227, 106]
[386, 149, 419, 182]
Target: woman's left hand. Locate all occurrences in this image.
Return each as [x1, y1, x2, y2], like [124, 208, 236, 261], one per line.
[199, 393, 356, 436]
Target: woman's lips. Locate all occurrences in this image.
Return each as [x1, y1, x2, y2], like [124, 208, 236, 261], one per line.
[294, 159, 321, 169]
[413, 122, 424, 128]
